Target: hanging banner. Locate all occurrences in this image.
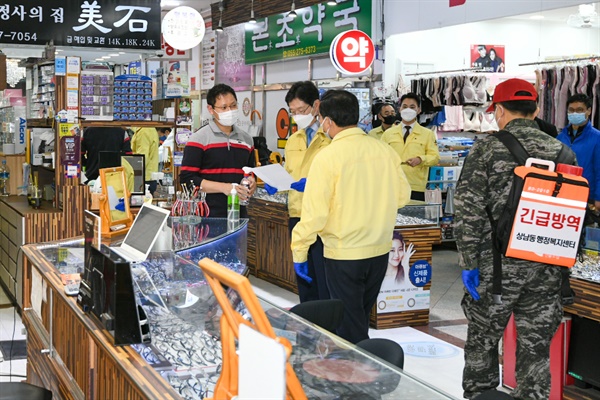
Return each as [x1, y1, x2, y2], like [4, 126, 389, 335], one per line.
[0, 0, 161, 49]
[244, 0, 372, 65]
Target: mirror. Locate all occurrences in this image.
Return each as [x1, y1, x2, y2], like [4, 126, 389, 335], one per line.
[121, 154, 145, 195]
[99, 166, 133, 237]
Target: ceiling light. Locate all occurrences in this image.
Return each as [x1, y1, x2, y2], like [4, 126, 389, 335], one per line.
[216, 1, 224, 32]
[101, 56, 111, 59]
[327, 0, 337, 5]
[288, 0, 297, 18]
[109, 53, 120, 57]
[118, 51, 125, 54]
[249, 0, 256, 23]
[95, 58, 104, 61]
[529, 15, 545, 20]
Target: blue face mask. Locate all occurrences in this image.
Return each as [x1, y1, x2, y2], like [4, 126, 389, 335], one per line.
[567, 112, 588, 126]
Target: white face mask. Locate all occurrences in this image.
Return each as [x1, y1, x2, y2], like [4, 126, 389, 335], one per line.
[322, 117, 332, 139]
[215, 109, 239, 127]
[400, 108, 418, 122]
[293, 113, 314, 131]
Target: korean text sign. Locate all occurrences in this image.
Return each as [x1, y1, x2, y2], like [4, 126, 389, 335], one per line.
[0, 0, 161, 49]
[244, 0, 372, 65]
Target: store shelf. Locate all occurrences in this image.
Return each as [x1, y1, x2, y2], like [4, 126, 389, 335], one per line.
[27, 118, 54, 128]
[80, 120, 175, 128]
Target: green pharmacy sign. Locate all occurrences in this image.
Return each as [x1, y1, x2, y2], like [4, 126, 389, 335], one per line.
[244, 0, 372, 65]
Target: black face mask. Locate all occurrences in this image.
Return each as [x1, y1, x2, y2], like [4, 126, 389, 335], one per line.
[383, 115, 397, 125]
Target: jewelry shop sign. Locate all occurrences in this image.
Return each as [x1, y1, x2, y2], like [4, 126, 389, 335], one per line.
[0, 0, 161, 49]
[244, 0, 372, 65]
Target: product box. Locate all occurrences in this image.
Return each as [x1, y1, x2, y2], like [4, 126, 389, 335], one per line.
[584, 227, 600, 251]
[428, 166, 462, 191]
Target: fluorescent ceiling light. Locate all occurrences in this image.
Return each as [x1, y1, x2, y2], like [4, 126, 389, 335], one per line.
[109, 53, 120, 57]
[101, 56, 111, 59]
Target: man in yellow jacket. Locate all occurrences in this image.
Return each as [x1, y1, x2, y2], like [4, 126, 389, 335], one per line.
[264, 81, 331, 302]
[368, 103, 398, 140]
[131, 127, 159, 195]
[382, 93, 440, 200]
[291, 90, 411, 344]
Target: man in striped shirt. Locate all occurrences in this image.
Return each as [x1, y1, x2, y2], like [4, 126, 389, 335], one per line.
[179, 84, 256, 217]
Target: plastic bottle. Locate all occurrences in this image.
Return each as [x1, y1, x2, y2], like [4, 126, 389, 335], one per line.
[227, 184, 240, 223]
[144, 184, 153, 204]
[0, 160, 10, 196]
[239, 173, 251, 206]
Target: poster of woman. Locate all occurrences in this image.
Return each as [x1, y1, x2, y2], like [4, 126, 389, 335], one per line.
[470, 44, 505, 72]
[377, 231, 431, 314]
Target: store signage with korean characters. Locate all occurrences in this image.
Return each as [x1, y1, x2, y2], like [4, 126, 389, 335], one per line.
[244, 0, 371, 65]
[329, 29, 374, 75]
[0, 0, 161, 49]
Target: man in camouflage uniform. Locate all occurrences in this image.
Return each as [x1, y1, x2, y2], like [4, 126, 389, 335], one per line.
[455, 79, 577, 399]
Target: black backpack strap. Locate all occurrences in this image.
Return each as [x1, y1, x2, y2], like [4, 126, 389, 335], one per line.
[492, 130, 530, 165]
[554, 143, 576, 305]
[486, 130, 530, 305]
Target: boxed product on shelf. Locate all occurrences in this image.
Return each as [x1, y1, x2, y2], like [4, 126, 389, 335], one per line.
[428, 166, 462, 190]
[113, 75, 153, 122]
[80, 70, 114, 121]
[585, 227, 600, 251]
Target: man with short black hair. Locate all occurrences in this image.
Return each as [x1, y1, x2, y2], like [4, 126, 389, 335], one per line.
[264, 81, 331, 302]
[381, 93, 440, 200]
[290, 89, 411, 344]
[557, 93, 600, 211]
[455, 78, 577, 399]
[473, 45, 490, 69]
[179, 84, 256, 217]
[368, 103, 397, 140]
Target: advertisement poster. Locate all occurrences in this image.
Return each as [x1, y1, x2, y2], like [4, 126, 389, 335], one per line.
[470, 44, 505, 72]
[377, 231, 431, 314]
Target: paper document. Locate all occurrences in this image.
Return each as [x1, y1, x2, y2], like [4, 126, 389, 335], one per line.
[238, 324, 286, 400]
[243, 164, 295, 191]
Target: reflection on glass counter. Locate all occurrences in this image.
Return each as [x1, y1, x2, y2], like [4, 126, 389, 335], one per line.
[396, 200, 441, 228]
[571, 251, 600, 283]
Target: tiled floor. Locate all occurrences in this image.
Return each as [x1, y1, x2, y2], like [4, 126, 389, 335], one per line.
[0, 244, 472, 398]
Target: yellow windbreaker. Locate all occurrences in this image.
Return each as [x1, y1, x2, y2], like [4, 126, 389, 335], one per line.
[284, 127, 331, 218]
[131, 127, 159, 181]
[367, 125, 384, 140]
[381, 123, 440, 192]
[291, 127, 411, 262]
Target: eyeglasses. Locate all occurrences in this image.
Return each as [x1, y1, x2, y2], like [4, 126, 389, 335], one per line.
[289, 104, 311, 115]
[213, 102, 238, 111]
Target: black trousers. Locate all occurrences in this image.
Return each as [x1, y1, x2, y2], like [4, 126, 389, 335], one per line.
[324, 254, 388, 344]
[288, 218, 330, 302]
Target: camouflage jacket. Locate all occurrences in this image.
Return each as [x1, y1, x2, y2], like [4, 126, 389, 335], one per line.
[454, 118, 577, 271]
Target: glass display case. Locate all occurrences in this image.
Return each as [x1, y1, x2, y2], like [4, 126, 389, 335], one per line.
[396, 200, 441, 228]
[252, 187, 287, 204]
[23, 217, 458, 400]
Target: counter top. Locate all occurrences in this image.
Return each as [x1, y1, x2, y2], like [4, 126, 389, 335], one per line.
[0, 194, 60, 215]
[252, 187, 288, 204]
[24, 232, 457, 400]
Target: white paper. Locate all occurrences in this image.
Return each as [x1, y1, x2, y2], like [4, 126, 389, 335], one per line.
[31, 268, 43, 319]
[238, 324, 286, 400]
[243, 164, 295, 191]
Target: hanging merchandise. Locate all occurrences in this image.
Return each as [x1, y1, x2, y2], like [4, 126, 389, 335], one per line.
[248, 110, 263, 137]
[534, 60, 600, 130]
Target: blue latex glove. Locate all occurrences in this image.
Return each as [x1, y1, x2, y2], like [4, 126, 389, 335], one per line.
[462, 269, 480, 301]
[115, 198, 125, 212]
[294, 261, 312, 283]
[264, 183, 278, 195]
[290, 178, 307, 193]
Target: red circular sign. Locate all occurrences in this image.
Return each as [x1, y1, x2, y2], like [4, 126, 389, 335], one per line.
[329, 30, 375, 75]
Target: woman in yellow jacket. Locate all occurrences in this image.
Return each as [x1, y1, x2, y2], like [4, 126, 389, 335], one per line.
[264, 81, 331, 302]
[131, 127, 159, 194]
